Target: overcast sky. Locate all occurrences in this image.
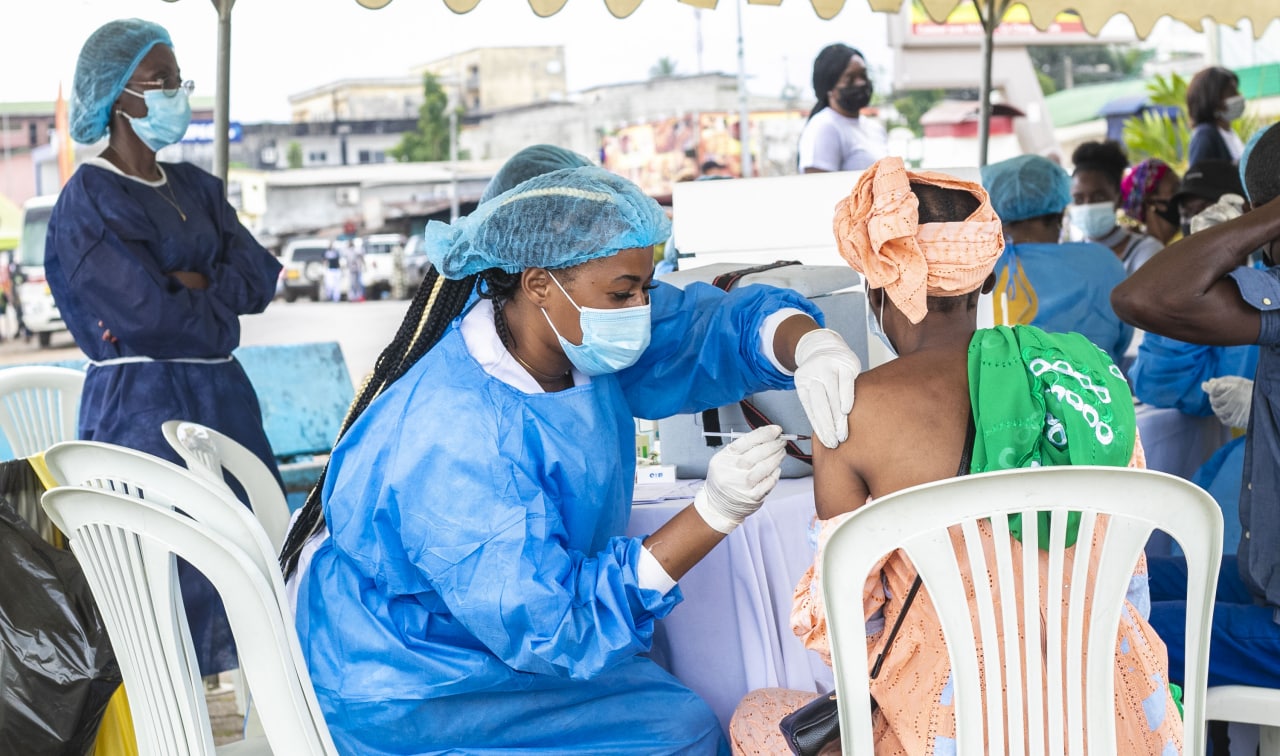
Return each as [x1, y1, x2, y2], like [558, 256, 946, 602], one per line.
[3, 0, 1276, 123]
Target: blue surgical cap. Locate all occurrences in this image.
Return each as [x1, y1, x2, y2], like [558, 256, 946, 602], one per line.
[481, 144, 592, 203]
[1240, 128, 1267, 203]
[71, 19, 172, 144]
[980, 154, 1072, 223]
[426, 166, 672, 279]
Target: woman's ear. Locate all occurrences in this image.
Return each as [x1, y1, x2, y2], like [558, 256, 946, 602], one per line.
[522, 268, 553, 307]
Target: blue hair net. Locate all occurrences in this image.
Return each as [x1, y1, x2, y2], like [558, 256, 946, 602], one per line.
[1240, 128, 1268, 202]
[426, 166, 671, 279]
[481, 144, 592, 203]
[980, 154, 1072, 223]
[71, 19, 172, 144]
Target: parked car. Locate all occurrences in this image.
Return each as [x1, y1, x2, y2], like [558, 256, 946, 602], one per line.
[279, 238, 338, 303]
[359, 233, 407, 300]
[402, 234, 430, 297]
[15, 195, 66, 347]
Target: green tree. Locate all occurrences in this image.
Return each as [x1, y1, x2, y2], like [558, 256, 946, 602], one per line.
[286, 141, 303, 169]
[1027, 44, 1153, 92]
[890, 89, 948, 137]
[650, 57, 678, 79]
[1122, 73, 1191, 172]
[389, 73, 452, 163]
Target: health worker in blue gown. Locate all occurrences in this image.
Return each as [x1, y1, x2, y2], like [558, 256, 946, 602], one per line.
[44, 19, 283, 676]
[981, 154, 1134, 365]
[279, 158, 863, 755]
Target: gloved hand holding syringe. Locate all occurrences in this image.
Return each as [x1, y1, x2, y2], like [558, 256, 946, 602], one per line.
[703, 431, 810, 442]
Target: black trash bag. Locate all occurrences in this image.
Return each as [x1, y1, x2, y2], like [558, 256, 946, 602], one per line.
[0, 484, 122, 755]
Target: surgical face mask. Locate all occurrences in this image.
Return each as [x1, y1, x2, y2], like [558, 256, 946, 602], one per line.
[1068, 201, 1118, 239]
[834, 82, 873, 115]
[868, 296, 897, 359]
[122, 88, 192, 152]
[1220, 95, 1246, 122]
[541, 272, 651, 376]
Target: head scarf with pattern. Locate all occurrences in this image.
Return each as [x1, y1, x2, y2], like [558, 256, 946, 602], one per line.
[832, 156, 1004, 324]
[1120, 158, 1173, 224]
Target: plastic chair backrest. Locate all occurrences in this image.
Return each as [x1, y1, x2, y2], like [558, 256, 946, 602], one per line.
[821, 465, 1222, 756]
[0, 366, 84, 458]
[161, 420, 291, 552]
[42, 441, 286, 610]
[41, 486, 337, 755]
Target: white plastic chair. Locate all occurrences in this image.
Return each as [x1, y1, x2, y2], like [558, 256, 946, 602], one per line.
[41, 485, 338, 755]
[821, 465, 1222, 756]
[1206, 686, 1280, 754]
[0, 365, 84, 458]
[161, 420, 291, 552]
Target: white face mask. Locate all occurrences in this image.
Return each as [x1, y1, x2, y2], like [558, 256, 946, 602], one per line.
[1220, 94, 1246, 122]
[1068, 201, 1118, 239]
[868, 295, 897, 359]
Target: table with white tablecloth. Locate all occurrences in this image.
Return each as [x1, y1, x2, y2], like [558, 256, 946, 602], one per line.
[626, 477, 831, 734]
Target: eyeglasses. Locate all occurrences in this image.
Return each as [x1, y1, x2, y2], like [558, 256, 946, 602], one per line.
[124, 79, 195, 98]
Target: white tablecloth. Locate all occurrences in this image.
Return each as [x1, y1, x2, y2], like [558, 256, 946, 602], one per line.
[1135, 403, 1231, 480]
[626, 477, 832, 734]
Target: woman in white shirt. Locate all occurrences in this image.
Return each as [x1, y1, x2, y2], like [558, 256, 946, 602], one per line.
[797, 44, 887, 173]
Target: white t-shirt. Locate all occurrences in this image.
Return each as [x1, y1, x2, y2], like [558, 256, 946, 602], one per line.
[797, 107, 888, 172]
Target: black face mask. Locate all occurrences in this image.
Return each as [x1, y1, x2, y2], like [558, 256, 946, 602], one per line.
[834, 82, 873, 115]
[1153, 200, 1181, 229]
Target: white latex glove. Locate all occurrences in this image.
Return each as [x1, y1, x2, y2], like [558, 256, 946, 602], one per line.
[1189, 193, 1246, 235]
[793, 328, 862, 449]
[1202, 376, 1254, 429]
[694, 425, 787, 534]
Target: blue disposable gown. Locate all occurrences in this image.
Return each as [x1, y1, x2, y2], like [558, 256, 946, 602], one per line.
[45, 160, 283, 675]
[294, 281, 821, 755]
[992, 241, 1133, 365]
[1131, 333, 1259, 417]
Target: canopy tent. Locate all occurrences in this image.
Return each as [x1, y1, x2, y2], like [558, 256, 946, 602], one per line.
[187, 0, 1280, 181]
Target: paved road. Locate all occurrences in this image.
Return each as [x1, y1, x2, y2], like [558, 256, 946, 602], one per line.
[0, 298, 417, 387]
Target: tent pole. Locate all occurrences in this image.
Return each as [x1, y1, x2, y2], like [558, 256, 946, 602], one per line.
[977, 0, 997, 167]
[213, 0, 235, 193]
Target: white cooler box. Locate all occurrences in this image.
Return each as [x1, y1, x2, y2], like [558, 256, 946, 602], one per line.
[655, 262, 867, 479]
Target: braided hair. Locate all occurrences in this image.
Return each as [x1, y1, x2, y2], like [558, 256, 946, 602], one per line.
[281, 266, 502, 578]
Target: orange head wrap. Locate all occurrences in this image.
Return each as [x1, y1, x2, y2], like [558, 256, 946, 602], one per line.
[832, 156, 1004, 325]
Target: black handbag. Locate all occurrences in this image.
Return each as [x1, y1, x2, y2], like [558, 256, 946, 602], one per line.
[777, 575, 923, 756]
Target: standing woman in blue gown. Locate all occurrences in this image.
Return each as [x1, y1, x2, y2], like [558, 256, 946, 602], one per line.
[44, 18, 284, 677]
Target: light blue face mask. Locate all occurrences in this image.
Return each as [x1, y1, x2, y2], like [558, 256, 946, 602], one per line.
[122, 88, 192, 152]
[542, 272, 651, 376]
[868, 294, 897, 359]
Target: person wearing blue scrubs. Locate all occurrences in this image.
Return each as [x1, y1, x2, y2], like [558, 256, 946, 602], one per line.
[279, 161, 862, 755]
[980, 154, 1133, 365]
[45, 19, 282, 677]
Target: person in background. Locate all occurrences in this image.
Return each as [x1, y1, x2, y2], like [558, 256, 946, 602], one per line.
[797, 43, 887, 174]
[1173, 160, 1248, 235]
[1112, 122, 1280, 693]
[322, 242, 343, 302]
[980, 154, 1133, 365]
[1187, 66, 1246, 165]
[45, 18, 283, 679]
[1069, 140, 1164, 274]
[280, 159, 864, 754]
[730, 157, 1181, 755]
[1120, 158, 1181, 245]
[341, 238, 364, 302]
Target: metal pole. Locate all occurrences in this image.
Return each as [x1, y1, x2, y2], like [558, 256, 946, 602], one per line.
[213, 0, 235, 191]
[977, 0, 998, 168]
[735, 0, 752, 178]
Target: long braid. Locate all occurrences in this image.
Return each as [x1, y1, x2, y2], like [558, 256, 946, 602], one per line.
[279, 266, 478, 578]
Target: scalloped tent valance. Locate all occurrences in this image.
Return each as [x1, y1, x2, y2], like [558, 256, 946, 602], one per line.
[353, 0, 1277, 39]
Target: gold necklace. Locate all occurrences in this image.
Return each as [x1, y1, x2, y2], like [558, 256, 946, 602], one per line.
[509, 344, 571, 384]
[105, 147, 187, 221]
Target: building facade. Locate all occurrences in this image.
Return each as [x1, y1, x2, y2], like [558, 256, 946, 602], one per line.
[413, 46, 567, 113]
